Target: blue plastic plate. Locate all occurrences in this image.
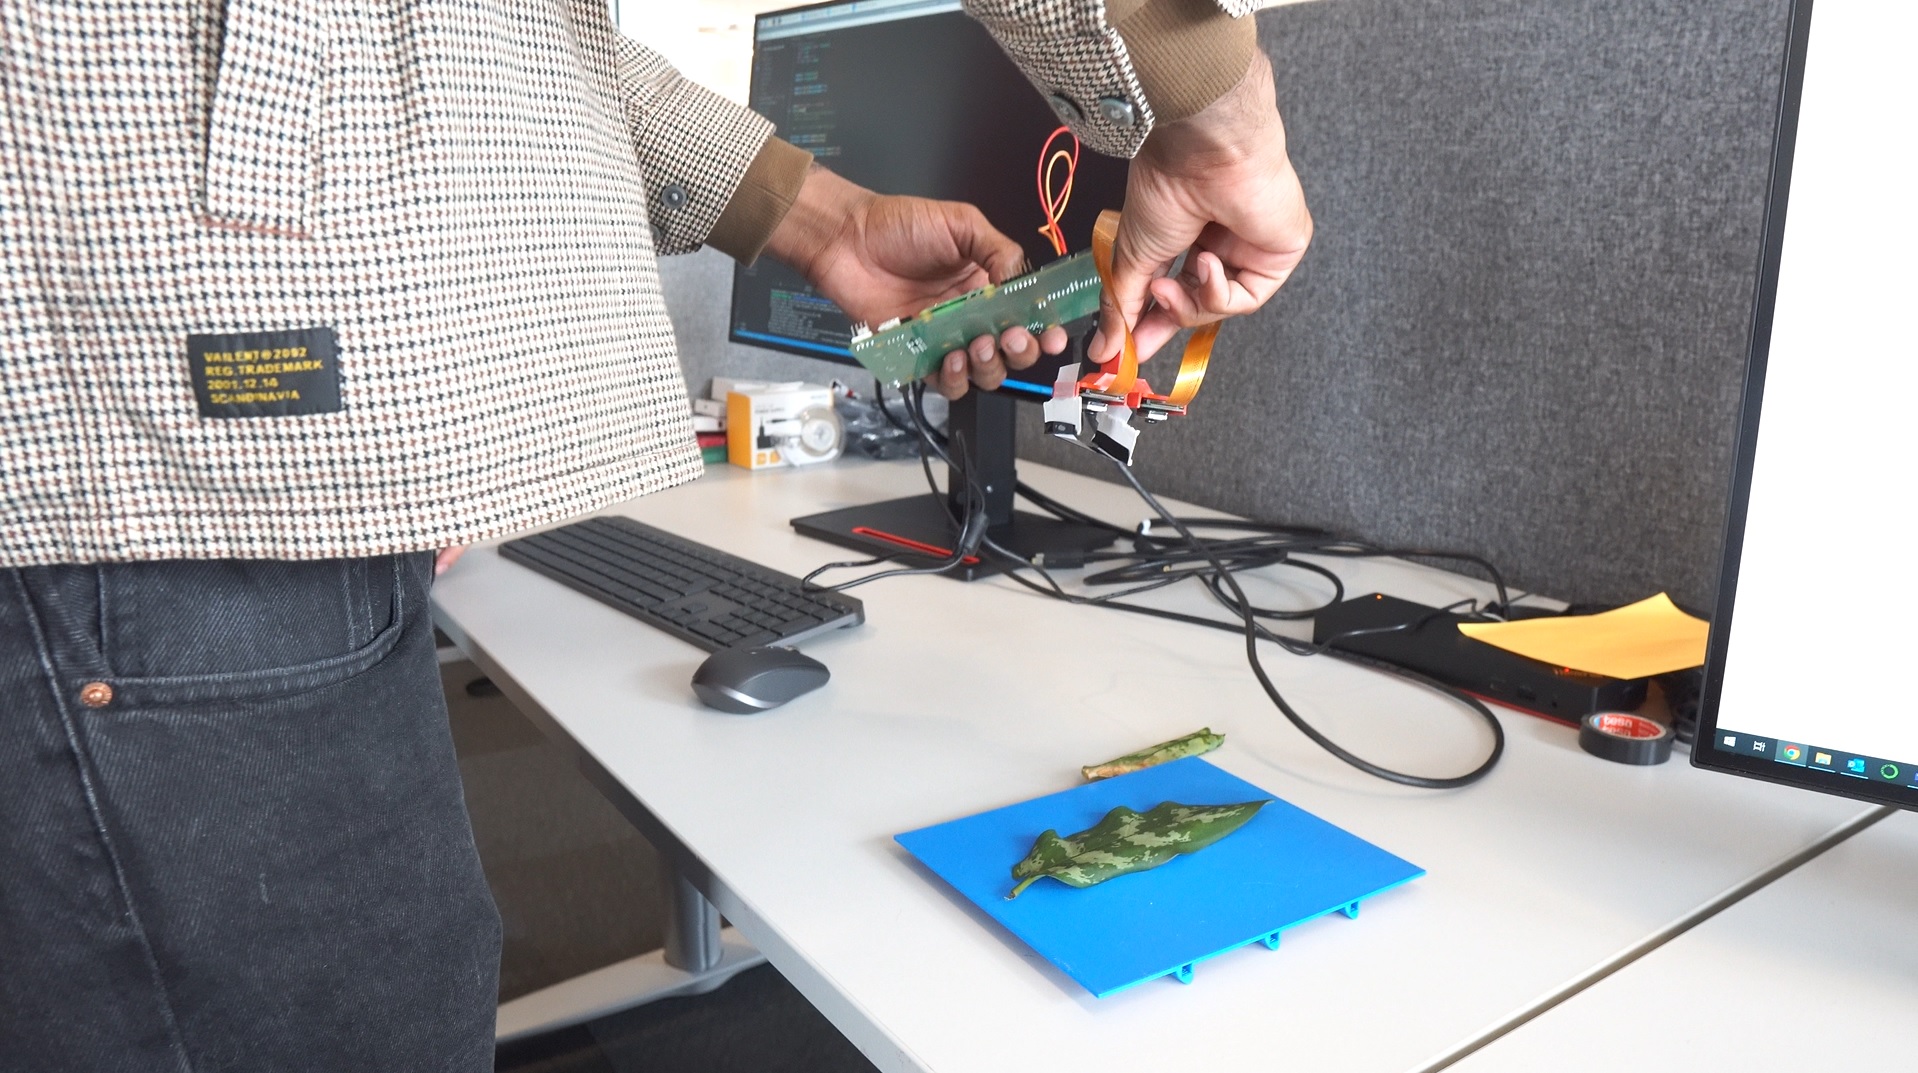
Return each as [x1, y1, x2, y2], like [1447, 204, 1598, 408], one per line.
[895, 757, 1423, 997]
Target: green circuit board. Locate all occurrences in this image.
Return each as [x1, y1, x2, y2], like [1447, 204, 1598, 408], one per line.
[848, 250, 1102, 385]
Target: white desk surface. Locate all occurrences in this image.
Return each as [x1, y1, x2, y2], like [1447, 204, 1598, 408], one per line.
[1449, 807, 1913, 1071]
[432, 459, 1873, 1073]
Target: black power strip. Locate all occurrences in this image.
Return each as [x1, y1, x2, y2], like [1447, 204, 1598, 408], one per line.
[1313, 593, 1647, 724]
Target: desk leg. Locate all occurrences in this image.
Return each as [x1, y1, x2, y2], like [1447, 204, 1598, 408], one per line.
[493, 861, 762, 1042]
[493, 913, 763, 1043]
[664, 869, 724, 973]
[429, 634, 768, 1043]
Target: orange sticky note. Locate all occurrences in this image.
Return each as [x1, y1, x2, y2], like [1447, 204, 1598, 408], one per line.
[1457, 593, 1709, 680]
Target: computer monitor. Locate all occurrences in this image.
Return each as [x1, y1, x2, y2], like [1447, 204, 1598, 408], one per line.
[734, 0, 1130, 576]
[1695, 0, 1917, 809]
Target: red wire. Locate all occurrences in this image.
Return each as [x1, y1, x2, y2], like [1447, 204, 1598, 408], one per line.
[1035, 126, 1080, 256]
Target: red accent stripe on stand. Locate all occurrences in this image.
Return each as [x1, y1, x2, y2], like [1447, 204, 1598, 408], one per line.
[851, 526, 980, 565]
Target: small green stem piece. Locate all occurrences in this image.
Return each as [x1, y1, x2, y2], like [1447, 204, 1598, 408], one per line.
[1081, 728, 1224, 781]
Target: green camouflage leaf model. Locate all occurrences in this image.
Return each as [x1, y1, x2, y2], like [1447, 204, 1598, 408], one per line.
[1007, 799, 1268, 899]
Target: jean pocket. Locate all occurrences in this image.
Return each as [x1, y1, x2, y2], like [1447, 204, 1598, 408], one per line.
[99, 592, 404, 708]
[91, 557, 416, 709]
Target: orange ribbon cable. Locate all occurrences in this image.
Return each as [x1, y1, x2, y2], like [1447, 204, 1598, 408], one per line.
[1083, 210, 1139, 397]
[1165, 323, 1218, 409]
[1082, 210, 1219, 410]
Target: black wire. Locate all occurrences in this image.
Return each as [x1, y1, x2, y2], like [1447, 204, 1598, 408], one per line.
[895, 387, 1190, 610]
[1314, 545, 1512, 617]
[902, 383, 956, 478]
[1015, 479, 1142, 539]
[1142, 515, 1337, 540]
[866, 382, 1508, 787]
[1020, 491, 1514, 619]
[1126, 515, 1514, 616]
[979, 534, 1205, 609]
[801, 548, 966, 592]
[1077, 527, 1517, 632]
[1106, 459, 1505, 790]
[1285, 597, 1485, 658]
[871, 380, 921, 439]
[800, 516, 977, 590]
[801, 394, 987, 592]
[1198, 557, 1345, 620]
[977, 532, 1494, 687]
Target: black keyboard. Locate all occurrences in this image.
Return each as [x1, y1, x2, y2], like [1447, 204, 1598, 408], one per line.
[499, 516, 863, 652]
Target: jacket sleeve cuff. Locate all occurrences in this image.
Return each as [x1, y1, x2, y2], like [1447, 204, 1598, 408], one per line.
[1113, 0, 1259, 126]
[611, 37, 774, 256]
[706, 137, 814, 265]
[962, 0, 1257, 158]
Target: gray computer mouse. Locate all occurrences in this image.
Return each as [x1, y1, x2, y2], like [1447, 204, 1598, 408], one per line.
[690, 646, 830, 713]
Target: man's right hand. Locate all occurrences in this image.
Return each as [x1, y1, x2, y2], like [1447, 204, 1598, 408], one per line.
[1091, 53, 1313, 364]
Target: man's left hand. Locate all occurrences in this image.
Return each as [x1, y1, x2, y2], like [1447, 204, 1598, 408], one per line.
[765, 166, 1068, 399]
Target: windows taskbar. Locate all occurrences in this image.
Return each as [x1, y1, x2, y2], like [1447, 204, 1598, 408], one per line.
[1715, 729, 1916, 790]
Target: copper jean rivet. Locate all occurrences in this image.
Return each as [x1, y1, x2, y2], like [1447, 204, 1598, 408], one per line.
[79, 682, 113, 708]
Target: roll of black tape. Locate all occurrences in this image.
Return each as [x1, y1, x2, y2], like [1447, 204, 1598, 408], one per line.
[1580, 712, 1674, 766]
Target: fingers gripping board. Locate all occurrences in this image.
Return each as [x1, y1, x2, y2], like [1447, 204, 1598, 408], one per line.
[847, 252, 1103, 386]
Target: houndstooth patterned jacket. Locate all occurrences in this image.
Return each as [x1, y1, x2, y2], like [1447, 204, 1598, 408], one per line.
[968, 0, 1262, 157]
[1, 0, 1257, 565]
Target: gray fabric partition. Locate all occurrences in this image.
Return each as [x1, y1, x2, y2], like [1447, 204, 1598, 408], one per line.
[662, 0, 1792, 611]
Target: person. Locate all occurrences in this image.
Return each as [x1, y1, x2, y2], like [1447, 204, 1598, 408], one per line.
[0, 1, 1309, 1069]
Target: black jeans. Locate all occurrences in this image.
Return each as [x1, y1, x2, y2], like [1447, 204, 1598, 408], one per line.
[0, 556, 499, 1072]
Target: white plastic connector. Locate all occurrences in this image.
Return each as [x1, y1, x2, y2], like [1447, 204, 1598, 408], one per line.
[1041, 363, 1083, 438]
[1042, 393, 1082, 437]
[1091, 404, 1141, 464]
[1051, 363, 1081, 398]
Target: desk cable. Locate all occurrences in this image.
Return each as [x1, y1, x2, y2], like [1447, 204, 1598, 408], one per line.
[874, 381, 1508, 789]
[1100, 459, 1506, 789]
[800, 425, 990, 593]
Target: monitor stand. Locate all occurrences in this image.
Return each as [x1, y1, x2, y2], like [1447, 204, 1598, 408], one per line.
[790, 391, 1117, 581]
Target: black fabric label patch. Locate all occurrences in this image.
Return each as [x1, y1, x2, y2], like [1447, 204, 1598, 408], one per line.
[187, 327, 341, 418]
